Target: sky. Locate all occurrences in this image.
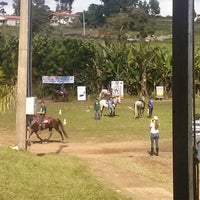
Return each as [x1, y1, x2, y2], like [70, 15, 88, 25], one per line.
[2, 0, 200, 17]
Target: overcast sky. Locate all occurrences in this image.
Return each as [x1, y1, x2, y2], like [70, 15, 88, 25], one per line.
[2, 0, 200, 17]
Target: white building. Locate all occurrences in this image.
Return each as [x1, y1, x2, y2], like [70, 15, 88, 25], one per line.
[49, 11, 79, 26]
[0, 15, 20, 26]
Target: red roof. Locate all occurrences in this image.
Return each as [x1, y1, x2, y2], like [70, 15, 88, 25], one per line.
[0, 15, 20, 20]
[50, 11, 79, 17]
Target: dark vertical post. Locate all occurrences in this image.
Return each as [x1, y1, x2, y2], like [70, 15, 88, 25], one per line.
[27, 0, 32, 97]
[173, 0, 194, 199]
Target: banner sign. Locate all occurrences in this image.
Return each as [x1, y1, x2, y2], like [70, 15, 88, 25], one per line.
[42, 76, 74, 84]
[111, 81, 124, 98]
[77, 86, 86, 101]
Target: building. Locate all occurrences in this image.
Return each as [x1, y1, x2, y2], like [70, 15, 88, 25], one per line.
[49, 11, 79, 26]
[0, 15, 20, 26]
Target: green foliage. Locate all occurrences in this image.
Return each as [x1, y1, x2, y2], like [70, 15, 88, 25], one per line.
[32, 1, 51, 33]
[148, 0, 160, 16]
[85, 4, 106, 27]
[105, 7, 153, 38]
[0, 33, 18, 85]
[54, 0, 74, 12]
[0, 85, 16, 113]
[0, 147, 130, 200]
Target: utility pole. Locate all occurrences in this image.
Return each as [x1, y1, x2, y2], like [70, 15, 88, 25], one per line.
[83, 10, 85, 36]
[16, 0, 32, 149]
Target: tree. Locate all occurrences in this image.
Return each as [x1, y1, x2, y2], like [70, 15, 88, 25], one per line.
[32, 0, 51, 32]
[138, 0, 149, 15]
[54, 0, 74, 12]
[105, 7, 153, 38]
[149, 0, 160, 16]
[101, 0, 133, 17]
[12, 0, 20, 15]
[0, 1, 8, 14]
[84, 4, 106, 28]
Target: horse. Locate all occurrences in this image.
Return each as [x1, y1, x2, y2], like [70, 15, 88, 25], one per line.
[27, 116, 68, 145]
[134, 100, 145, 118]
[99, 89, 112, 100]
[100, 97, 121, 116]
[52, 89, 69, 101]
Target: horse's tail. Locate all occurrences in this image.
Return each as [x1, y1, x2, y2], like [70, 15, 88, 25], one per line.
[134, 101, 138, 118]
[57, 118, 68, 138]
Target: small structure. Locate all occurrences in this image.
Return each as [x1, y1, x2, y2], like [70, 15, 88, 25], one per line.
[49, 11, 79, 26]
[0, 14, 20, 26]
[194, 14, 200, 22]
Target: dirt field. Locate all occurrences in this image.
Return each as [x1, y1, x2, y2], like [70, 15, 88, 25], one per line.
[0, 130, 173, 200]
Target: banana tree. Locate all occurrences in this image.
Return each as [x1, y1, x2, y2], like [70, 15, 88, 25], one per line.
[127, 41, 156, 96]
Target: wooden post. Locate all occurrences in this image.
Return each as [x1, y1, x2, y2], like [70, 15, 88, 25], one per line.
[16, 0, 32, 149]
[173, 0, 194, 199]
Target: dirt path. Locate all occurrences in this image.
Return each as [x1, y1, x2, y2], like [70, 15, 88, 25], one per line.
[0, 131, 173, 200]
[28, 140, 173, 200]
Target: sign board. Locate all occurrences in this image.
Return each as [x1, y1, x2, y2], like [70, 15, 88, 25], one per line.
[77, 86, 86, 101]
[156, 86, 164, 99]
[42, 76, 74, 84]
[111, 81, 124, 98]
[26, 97, 37, 115]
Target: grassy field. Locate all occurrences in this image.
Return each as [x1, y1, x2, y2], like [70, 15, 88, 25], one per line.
[0, 97, 173, 142]
[0, 147, 132, 200]
[0, 97, 173, 200]
[1, 96, 200, 199]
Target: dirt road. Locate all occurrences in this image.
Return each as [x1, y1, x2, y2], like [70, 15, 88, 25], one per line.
[0, 130, 173, 200]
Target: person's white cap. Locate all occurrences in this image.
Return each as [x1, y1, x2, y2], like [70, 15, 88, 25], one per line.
[153, 116, 158, 120]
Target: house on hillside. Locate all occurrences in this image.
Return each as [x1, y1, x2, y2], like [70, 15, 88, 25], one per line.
[49, 11, 79, 26]
[0, 15, 20, 26]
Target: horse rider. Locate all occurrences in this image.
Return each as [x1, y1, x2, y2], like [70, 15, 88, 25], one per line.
[108, 97, 115, 116]
[60, 83, 65, 93]
[139, 96, 145, 107]
[37, 100, 47, 130]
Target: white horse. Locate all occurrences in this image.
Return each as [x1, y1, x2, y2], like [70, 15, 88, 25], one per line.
[99, 89, 111, 100]
[100, 97, 121, 116]
[134, 100, 145, 118]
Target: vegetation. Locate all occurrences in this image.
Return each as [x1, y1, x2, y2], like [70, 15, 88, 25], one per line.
[0, 97, 174, 200]
[1, 0, 200, 112]
[0, 147, 131, 200]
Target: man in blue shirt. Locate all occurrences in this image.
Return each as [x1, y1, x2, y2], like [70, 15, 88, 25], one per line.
[148, 96, 154, 117]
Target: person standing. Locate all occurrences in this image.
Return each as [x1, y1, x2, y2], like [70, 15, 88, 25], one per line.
[37, 100, 47, 129]
[149, 116, 160, 156]
[148, 96, 154, 117]
[94, 98, 100, 120]
[108, 97, 115, 116]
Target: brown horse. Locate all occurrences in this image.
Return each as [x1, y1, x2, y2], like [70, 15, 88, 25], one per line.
[52, 89, 69, 101]
[27, 116, 68, 145]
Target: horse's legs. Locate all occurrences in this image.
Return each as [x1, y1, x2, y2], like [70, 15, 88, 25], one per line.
[35, 131, 43, 142]
[55, 128, 65, 141]
[46, 128, 53, 141]
[100, 106, 104, 116]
